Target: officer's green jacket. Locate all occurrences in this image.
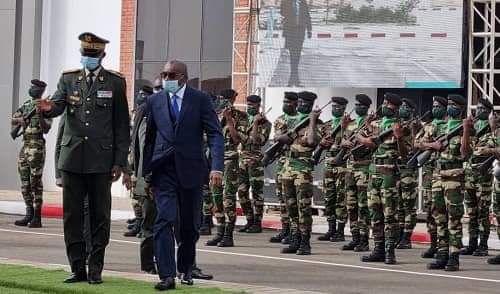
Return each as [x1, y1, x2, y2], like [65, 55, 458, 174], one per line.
[46, 67, 131, 174]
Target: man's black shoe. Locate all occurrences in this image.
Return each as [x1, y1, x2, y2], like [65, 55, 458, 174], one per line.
[88, 274, 103, 285]
[192, 266, 213, 280]
[155, 277, 176, 291]
[180, 276, 194, 286]
[63, 272, 87, 283]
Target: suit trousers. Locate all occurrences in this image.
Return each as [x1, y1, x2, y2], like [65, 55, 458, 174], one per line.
[62, 171, 111, 275]
[152, 159, 202, 279]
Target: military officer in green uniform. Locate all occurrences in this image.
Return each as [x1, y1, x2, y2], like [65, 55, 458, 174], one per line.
[414, 96, 448, 258]
[269, 92, 299, 244]
[37, 32, 130, 284]
[12, 79, 52, 228]
[461, 97, 496, 256]
[238, 95, 272, 233]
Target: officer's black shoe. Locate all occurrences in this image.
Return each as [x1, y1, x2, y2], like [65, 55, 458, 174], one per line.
[361, 241, 385, 262]
[155, 277, 176, 291]
[218, 225, 234, 247]
[246, 220, 262, 233]
[64, 271, 87, 283]
[180, 273, 194, 286]
[427, 251, 449, 270]
[126, 218, 136, 225]
[460, 237, 478, 255]
[487, 254, 500, 264]
[342, 233, 360, 251]
[445, 252, 460, 272]
[296, 233, 311, 255]
[15, 207, 34, 226]
[397, 232, 412, 249]
[28, 208, 42, 228]
[192, 266, 213, 280]
[199, 215, 212, 236]
[472, 238, 489, 256]
[354, 235, 370, 252]
[238, 220, 253, 233]
[385, 246, 397, 265]
[318, 220, 336, 241]
[124, 217, 143, 237]
[330, 223, 345, 242]
[421, 233, 438, 258]
[281, 234, 291, 245]
[88, 274, 103, 285]
[281, 232, 301, 254]
[127, 223, 135, 230]
[206, 225, 225, 246]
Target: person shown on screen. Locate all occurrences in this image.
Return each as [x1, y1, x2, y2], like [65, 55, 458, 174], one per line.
[281, 0, 312, 87]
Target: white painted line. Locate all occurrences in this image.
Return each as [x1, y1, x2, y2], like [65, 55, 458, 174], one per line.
[1, 228, 499, 284]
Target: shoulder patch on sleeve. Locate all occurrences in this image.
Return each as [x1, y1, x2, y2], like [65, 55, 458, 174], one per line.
[62, 68, 81, 75]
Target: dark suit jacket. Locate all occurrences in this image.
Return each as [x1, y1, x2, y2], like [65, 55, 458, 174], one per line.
[143, 86, 224, 189]
[281, 0, 312, 40]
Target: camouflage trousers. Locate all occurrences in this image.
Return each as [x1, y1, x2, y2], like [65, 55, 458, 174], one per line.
[345, 163, 370, 237]
[432, 170, 465, 254]
[282, 158, 314, 233]
[422, 165, 437, 235]
[464, 170, 493, 240]
[397, 167, 418, 234]
[493, 179, 500, 239]
[276, 175, 289, 226]
[212, 156, 239, 225]
[238, 156, 265, 222]
[202, 184, 214, 216]
[368, 164, 399, 243]
[18, 141, 46, 208]
[322, 158, 346, 223]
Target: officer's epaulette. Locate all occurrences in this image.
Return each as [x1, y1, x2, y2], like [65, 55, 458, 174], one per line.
[62, 68, 81, 75]
[107, 70, 125, 79]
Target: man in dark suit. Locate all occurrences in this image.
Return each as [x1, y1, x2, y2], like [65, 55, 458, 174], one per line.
[281, 0, 312, 87]
[143, 60, 224, 291]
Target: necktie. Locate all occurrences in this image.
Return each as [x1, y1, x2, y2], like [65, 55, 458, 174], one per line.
[171, 94, 180, 120]
[87, 72, 94, 89]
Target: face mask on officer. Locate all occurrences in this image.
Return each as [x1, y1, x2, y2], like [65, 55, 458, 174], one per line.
[381, 105, 396, 118]
[399, 105, 412, 119]
[447, 105, 462, 118]
[297, 101, 313, 114]
[28, 86, 44, 99]
[136, 92, 147, 106]
[476, 105, 490, 120]
[354, 104, 368, 116]
[282, 100, 296, 115]
[247, 106, 259, 116]
[80, 56, 101, 71]
[432, 105, 446, 119]
[331, 105, 345, 117]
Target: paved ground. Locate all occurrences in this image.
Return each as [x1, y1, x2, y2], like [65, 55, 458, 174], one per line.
[0, 214, 499, 294]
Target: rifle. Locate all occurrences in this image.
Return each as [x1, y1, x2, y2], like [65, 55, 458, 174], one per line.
[312, 111, 353, 165]
[262, 101, 332, 167]
[247, 107, 273, 134]
[11, 108, 37, 140]
[351, 111, 430, 162]
[478, 155, 496, 175]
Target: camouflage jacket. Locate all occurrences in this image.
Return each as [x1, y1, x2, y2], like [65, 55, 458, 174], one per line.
[319, 116, 344, 157]
[13, 99, 52, 143]
[414, 119, 447, 166]
[219, 107, 249, 159]
[344, 115, 373, 163]
[240, 115, 272, 160]
[437, 119, 468, 170]
[469, 119, 496, 164]
[288, 115, 321, 159]
[370, 117, 410, 162]
[274, 114, 299, 172]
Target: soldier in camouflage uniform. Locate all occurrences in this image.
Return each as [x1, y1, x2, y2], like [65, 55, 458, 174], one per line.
[461, 98, 496, 256]
[279, 91, 320, 255]
[414, 96, 448, 258]
[206, 89, 248, 247]
[317, 97, 348, 243]
[13, 79, 52, 228]
[488, 158, 500, 264]
[395, 98, 418, 249]
[269, 92, 299, 244]
[426, 94, 472, 272]
[340, 94, 374, 251]
[360, 93, 408, 265]
[238, 95, 272, 233]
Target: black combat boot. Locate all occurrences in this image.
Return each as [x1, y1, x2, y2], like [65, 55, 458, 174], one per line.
[472, 237, 488, 256]
[124, 217, 143, 237]
[281, 232, 292, 245]
[281, 230, 301, 254]
[199, 215, 212, 236]
[28, 207, 42, 228]
[238, 219, 253, 233]
[330, 222, 345, 242]
[460, 237, 478, 255]
[487, 255, 500, 264]
[395, 228, 404, 247]
[361, 241, 385, 262]
[427, 250, 449, 270]
[296, 232, 312, 255]
[354, 235, 370, 252]
[397, 232, 412, 249]
[15, 206, 34, 226]
[206, 224, 225, 246]
[270, 223, 290, 243]
[247, 219, 262, 233]
[421, 233, 438, 258]
[218, 224, 235, 247]
[126, 218, 136, 225]
[318, 219, 336, 241]
[385, 241, 396, 265]
[342, 232, 360, 251]
[445, 252, 460, 271]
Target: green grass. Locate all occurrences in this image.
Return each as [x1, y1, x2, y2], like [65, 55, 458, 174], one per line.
[0, 264, 240, 294]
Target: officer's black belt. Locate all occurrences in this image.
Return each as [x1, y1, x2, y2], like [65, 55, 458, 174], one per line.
[287, 151, 313, 158]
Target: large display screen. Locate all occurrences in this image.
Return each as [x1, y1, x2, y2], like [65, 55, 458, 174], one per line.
[256, 0, 464, 88]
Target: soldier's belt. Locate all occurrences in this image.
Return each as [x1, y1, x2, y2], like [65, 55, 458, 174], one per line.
[436, 162, 463, 170]
[23, 134, 44, 141]
[286, 151, 313, 158]
[373, 158, 398, 165]
[350, 160, 371, 167]
[438, 168, 463, 178]
[241, 145, 262, 152]
[374, 165, 397, 175]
